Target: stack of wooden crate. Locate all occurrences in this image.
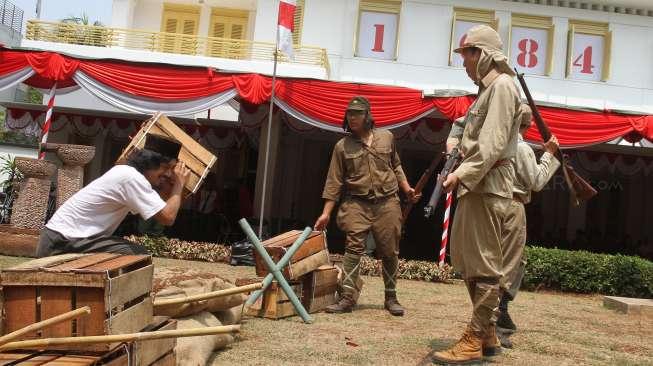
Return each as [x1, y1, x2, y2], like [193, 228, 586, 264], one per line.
[239, 230, 340, 319]
[0, 253, 176, 365]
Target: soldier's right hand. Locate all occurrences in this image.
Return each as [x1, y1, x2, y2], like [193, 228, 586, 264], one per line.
[543, 135, 559, 155]
[314, 214, 330, 231]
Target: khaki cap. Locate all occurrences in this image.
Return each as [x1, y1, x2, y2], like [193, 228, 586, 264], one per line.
[454, 24, 503, 54]
[346, 96, 371, 112]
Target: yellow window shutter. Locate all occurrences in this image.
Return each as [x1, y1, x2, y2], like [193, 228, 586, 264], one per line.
[231, 24, 244, 40]
[293, 0, 305, 45]
[182, 19, 197, 35]
[212, 22, 226, 38]
[163, 17, 178, 33]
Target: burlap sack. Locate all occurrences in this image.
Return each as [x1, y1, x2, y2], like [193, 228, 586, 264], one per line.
[174, 311, 234, 366]
[215, 305, 243, 326]
[153, 267, 246, 317]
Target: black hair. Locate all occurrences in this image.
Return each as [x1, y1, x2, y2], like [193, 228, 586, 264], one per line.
[126, 148, 175, 174]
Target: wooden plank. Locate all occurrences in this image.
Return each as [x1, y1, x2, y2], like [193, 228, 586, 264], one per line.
[39, 287, 73, 338]
[255, 231, 326, 277]
[3, 254, 87, 271]
[287, 249, 330, 280]
[106, 297, 153, 335]
[82, 255, 151, 273]
[150, 351, 175, 366]
[101, 353, 129, 366]
[133, 318, 176, 366]
[75, 287, 106, 337]
[107, 265, 153, 311]
[47, 253, 121, 271]
[0, 224, 40, 235]
[307, 293, 337, 313]
[0, 272, 106, 288]
[0, 353, 64, 365]
[156, 115, 215, 163]
[0, 231, 39, 257]
[3, 287, 37, 335]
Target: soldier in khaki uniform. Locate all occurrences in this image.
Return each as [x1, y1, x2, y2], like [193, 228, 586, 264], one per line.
[497, 105, 560, 341]
[433, 25, 522, 364]
[446, 105, 561, 349]
[314, 96, 418, 316]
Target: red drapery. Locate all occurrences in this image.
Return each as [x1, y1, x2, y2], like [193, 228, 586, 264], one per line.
[1, 49, 651, 145]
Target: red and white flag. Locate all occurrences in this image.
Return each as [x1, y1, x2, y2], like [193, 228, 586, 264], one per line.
[277, 0, 296, 59]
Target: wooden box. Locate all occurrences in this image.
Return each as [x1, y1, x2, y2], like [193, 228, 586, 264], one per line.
[301, 265, 338, 313]
[254, 230, 330, 279]
[117, 112, 217, 195]
[0, 348, 128, 365]
[0, 225, 39, 257]
[132, 316, 177, 366]
[236, 278, 303, 320]
[0, 253, 154, 352]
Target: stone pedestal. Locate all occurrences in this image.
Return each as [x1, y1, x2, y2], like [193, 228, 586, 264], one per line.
[10, 157, 57, 230]
[54, 144, 96, 208]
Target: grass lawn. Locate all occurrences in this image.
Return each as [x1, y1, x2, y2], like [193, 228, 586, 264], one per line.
[1, 256, 651, 366]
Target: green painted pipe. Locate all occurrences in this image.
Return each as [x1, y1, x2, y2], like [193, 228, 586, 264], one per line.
[238, 219, 313, 324]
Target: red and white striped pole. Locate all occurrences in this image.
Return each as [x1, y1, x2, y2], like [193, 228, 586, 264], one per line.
[439, 191, 453, 267]
[38, 82, 57, 160]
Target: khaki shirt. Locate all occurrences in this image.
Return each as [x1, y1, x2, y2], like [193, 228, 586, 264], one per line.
[453, 70, 522, 199]
[513, 135, 561, 204]
[322, 129, 407, 201]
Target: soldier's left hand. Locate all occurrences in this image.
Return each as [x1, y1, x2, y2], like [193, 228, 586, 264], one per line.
[442, 173, 459, 193]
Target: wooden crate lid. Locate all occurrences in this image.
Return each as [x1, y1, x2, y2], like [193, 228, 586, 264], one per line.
[116, 113, 217, 194]
[1, 254, 152, 287]
[262, 230, 323, 248]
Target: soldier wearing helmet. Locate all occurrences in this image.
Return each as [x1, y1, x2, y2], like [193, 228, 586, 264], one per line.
[433, 25, 523, 364]
[314, 96, 419, 316]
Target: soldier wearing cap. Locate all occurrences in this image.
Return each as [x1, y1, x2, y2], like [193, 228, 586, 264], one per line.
[314, 96, 419, 316]
[36, 135, 191, 257]
[433, 25, 523, 363]
[445, 104, 561, 348]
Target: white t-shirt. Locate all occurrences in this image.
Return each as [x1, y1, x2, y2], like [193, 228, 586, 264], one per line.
[47, 165, 166, 239]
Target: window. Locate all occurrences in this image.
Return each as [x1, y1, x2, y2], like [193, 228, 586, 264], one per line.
[160, 3, 200, 54]
[510, 14, 554, 76]
[449, 8, 498, 67]
[566, 20, 611, 81]
[293, 0, 305, 46]
[356, 0, 402, 60]
[208, 8, 249, 59]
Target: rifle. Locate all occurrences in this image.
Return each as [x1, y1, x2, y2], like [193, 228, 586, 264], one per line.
[424, 147, 462, 218]
[401, 152, 443, 222]
[514, 69, 597, 206]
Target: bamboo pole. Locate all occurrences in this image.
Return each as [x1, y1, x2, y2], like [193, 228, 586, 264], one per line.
[0, 306, 91, 346]
[153, 283, 263, 307]
[0, 325, 241, 351]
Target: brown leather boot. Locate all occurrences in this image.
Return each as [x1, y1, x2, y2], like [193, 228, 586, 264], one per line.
[482, 325, 502, 356]
[432, 327, 483, 365]
[384, 291, 405, 316]
[325, 296, 355, 313]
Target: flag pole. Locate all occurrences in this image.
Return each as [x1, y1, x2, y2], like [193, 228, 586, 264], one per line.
[258, 4, 281, 239]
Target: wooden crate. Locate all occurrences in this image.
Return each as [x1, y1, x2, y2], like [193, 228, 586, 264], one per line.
[117, 112, 217, 195]
[0, 253, 154, 352]
[301, 265, 338, 313]
[0, 345, 127, 365]
[132, 316, 177, 366]
[254, 231, 330, 279]
[236, 278, 303, 320]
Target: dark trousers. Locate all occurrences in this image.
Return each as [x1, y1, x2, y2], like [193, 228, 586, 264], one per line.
[36, 227, 149, 258]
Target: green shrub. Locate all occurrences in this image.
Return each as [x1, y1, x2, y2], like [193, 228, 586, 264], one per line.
[522, 246, 652, 298]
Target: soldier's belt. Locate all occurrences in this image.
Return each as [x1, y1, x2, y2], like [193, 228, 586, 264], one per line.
[347, 194, 393, 204]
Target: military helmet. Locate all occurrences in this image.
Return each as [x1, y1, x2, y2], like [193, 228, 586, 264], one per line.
[454, 24, 503, 54]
